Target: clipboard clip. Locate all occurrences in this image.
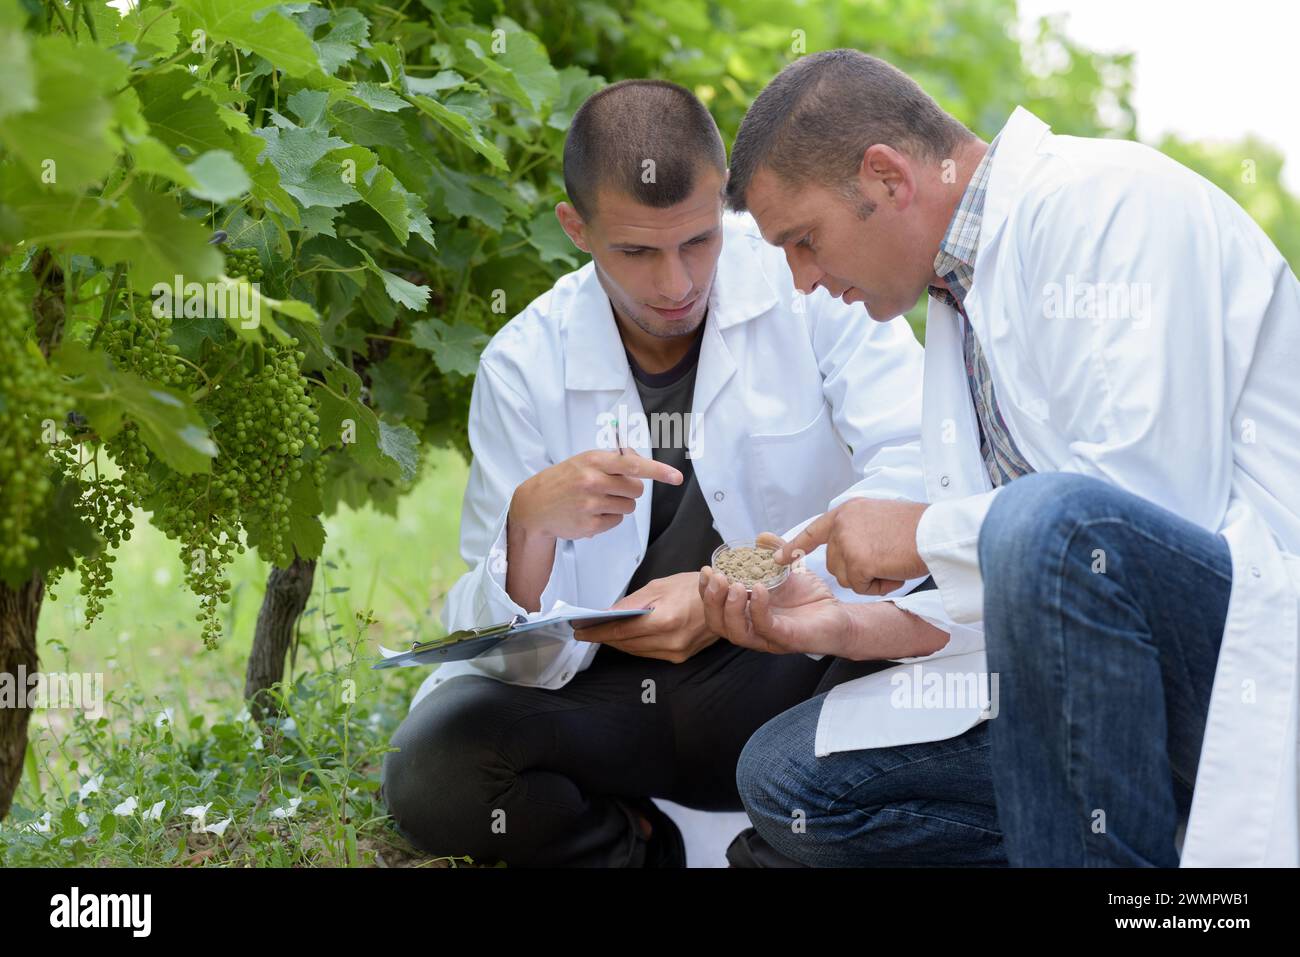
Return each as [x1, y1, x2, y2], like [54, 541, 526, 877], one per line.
[408, 614, 526, 653]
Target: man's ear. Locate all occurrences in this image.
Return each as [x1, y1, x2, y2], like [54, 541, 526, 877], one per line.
[555, 201, 591, 253]
[858, 144, 915, 208]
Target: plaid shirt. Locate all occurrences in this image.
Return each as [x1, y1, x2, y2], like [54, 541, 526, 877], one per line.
[928, 136, 1034, 487]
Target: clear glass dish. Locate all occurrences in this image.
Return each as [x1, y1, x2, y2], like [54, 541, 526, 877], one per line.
[710, 539, 790, 593]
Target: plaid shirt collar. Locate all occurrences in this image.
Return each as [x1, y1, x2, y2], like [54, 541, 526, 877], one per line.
[928, 136, 999, 312]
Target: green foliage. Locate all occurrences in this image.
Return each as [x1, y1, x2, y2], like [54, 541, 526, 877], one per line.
[0, 0, 1295, 652]
[1, 619, 442, 868]
[0, 0, 588, 643]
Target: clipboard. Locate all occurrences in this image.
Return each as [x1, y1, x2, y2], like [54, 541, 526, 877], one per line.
[373, 607, 652, 669]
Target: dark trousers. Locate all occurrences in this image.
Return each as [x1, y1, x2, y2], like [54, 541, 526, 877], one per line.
[380, 638, 884, 866]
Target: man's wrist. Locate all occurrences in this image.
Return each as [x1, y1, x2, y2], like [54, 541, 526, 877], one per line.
[841, 602, 888, 660]
[842, 600, 947, 660]
[507, 487, 552, 545]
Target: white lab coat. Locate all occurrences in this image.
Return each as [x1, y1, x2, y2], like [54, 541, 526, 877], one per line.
[412, 212, 936, 722]
[909, 106, 1300, 866]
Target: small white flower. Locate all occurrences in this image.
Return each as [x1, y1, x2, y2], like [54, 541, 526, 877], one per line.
[204, 817, 233, 836]
[145, 800, 165, 821]
[270, 797, 303, 820]
[281, 717, 297, 734]
[76, 811, 90, 827]
[78, 774, 103, 799]
[235, 707, 251, 723]
[183, 802, 212, 831]
[154, 708, 174, 728]
[252, 734, 264, 751]
[112, 796, 138, 816]
[23, 811, 52, 833]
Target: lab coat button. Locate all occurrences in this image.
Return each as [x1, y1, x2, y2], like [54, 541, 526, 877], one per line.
[1251, 565, 1262, 578]
[940, 475, 951, 488]
[713, 490, 725, 502]
[561, 671, 571, 682]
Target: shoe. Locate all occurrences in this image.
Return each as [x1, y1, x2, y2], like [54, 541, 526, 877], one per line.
[725, 826, 809, 867]
[620, 796, 686, 867]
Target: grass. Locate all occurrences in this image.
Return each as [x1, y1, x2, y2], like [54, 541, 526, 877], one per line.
[1, 448, 476, 867]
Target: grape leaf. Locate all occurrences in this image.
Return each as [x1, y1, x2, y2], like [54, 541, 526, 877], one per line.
[313, 6, 370, 75]
[0, 475, 101, 587]
[137, 72, 234, 157]
[346, 82, 411, 113]
[234, 131, 300, 223]
[175, 0, 321, 78]
[0, 0, 35, 121]
[285, 471, 325, 561]
[331, 146, 411, 242]
[313, 364, 415, 481]
[286, 89, 330, 130]
[377, 421, 420, 482]
[407, 94, 507, 171]
[329, 101, 410, 151]
[367, 358, 428, 421]
[90, 185, 225, 294]
[344, 240, 430, 310]
[526, 211, 580, 267]
[0, 35, 126, 191]
[186, 150, 252, 203]
[428, 164, 505, 230]
[253, 125, 359, 209]
[410, 318, 488, 377]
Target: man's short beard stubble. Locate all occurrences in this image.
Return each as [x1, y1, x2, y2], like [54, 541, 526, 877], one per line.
[597, 261, 710, 340]
[623, 302, 707, 340]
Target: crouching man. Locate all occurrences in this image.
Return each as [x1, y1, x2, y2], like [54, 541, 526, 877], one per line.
[706, 49, 1300, 867]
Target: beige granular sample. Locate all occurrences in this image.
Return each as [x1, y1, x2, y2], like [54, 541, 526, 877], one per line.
[713, 545, 781, 586]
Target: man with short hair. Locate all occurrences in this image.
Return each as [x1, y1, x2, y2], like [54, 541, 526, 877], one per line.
[380, 79, 947, 867]
[703, 49, 1300, 867]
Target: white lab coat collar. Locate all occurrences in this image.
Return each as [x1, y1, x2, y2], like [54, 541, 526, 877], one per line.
[977, 106, 1052, 263]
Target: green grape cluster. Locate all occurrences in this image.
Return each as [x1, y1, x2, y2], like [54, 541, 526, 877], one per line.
[224, 246, 264, 283]
[151, 486, 242, 649]
[104, 337, 320, 647]
[100, 294, 191, 389]
[0, 271, 66, 576]
[69, 249, 317, 645]
[49, 437, 135, 624]
[215, 341, 321, 568]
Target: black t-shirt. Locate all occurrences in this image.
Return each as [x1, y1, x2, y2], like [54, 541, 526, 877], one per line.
[622, 320, 724, 596]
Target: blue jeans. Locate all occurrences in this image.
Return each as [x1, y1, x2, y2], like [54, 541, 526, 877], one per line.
[737, 699, 1005, 866]
[736, 472, 1231, 867]
[980, 472, 1231, 866]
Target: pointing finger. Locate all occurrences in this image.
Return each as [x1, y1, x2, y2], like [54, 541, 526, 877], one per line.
[774, 510, 833, 565]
